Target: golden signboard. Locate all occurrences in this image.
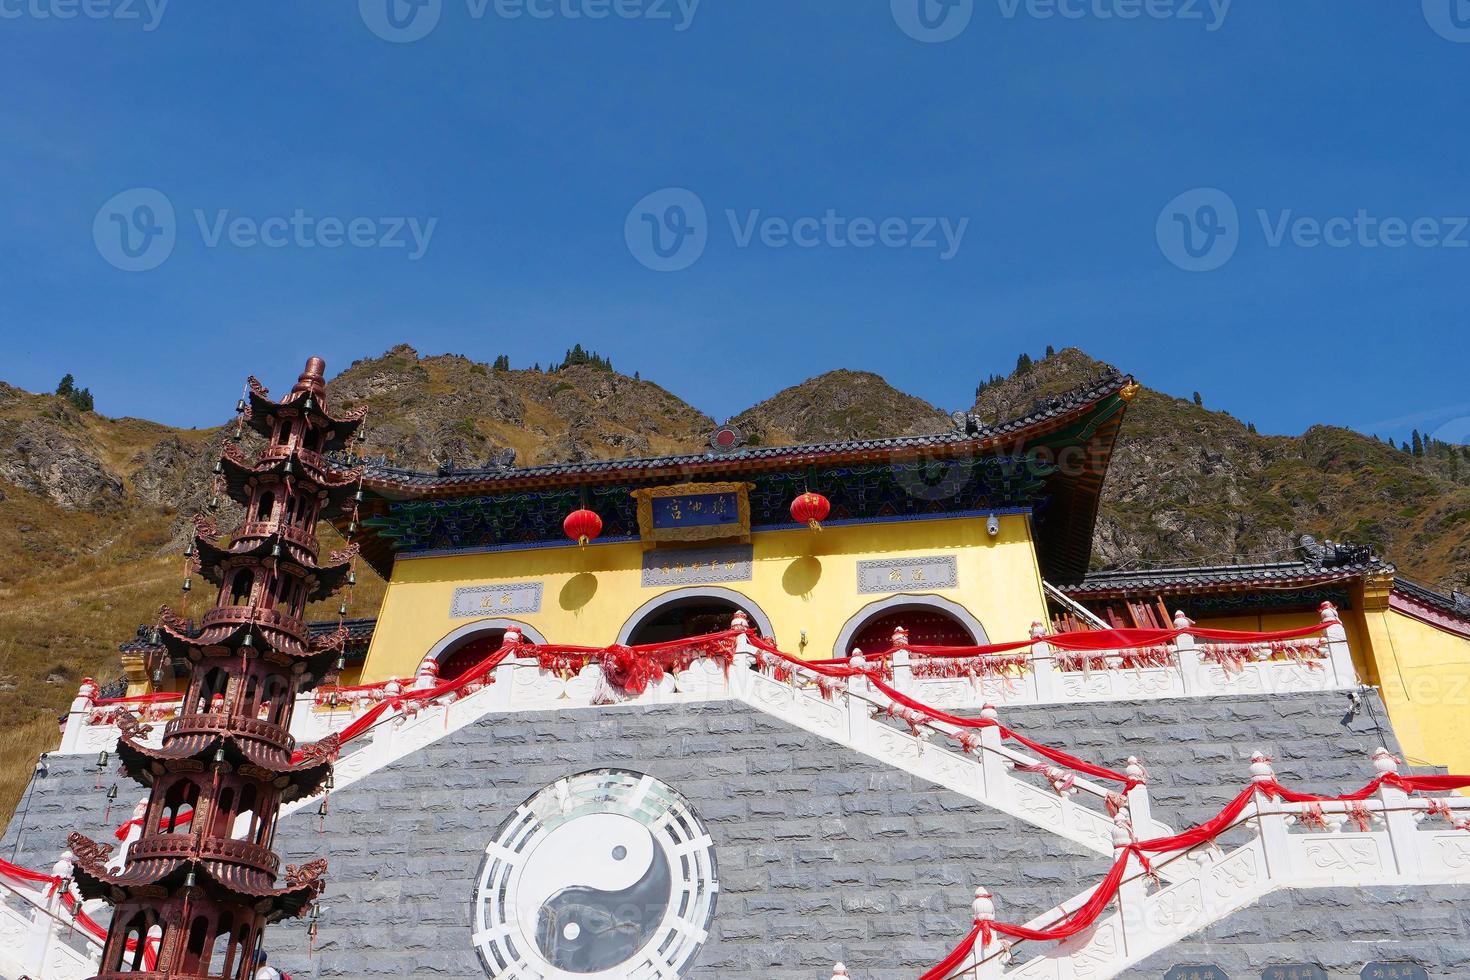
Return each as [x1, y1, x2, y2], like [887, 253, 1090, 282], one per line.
[631, 482, 754, 545]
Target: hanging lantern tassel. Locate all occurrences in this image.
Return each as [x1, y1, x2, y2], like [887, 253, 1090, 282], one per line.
[791, 491, 831, 531]
[563, 508, 603, 548]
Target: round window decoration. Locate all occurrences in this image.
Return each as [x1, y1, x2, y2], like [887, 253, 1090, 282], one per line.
[473, 769, 719, 979]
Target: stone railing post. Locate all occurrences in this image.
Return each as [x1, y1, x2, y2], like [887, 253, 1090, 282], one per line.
[1029, 621, 1058, 703]
[1249, 751, 1292, 882]
[1111, 816, 1148, 959]
[59, 679, 99, 754]
[115, 801, 147, 866]
[890, 626, 913, 694]
[970, 886, 1005, 979]
[977, 705, 1009, 803]
[1125, 756, 1152, 829]
[1371, 748, 1420, 876]
[1319, 602, 1357, 687]
[1173, 611, 1203, 695]
[845, 651, 874, 751]
[830, 962, 849, 979]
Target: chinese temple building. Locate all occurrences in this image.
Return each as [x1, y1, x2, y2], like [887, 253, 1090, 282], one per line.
[3, 360, 1470, 980]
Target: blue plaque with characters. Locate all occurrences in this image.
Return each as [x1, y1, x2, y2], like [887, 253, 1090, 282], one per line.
[633, 482, 753, 544]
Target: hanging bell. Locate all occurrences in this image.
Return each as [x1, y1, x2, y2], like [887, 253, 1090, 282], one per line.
[233, 424, 244, 442]
[212, 460, 224, 475]
[347, 570, 356, 586]
[106, 784, 118, 801]
[241, 632, 254, 648]
[271, 542, 282, 558]
[184, 870, 197, 889]
[338, 601, 348, 617]
[348, 520, 358, 535]
[354, 490, 365, 503]
[334, 655, 346, 672]
[184, 542, 194, 558]
[236, 398, 247, 414]
[182, 577, 192, 593]
[207, 495, 220, 511]
[284, 457, 296, 476]
[95, 751, 109, 770]
[304, 396, 316, 412]
[152, 664, 165, 684]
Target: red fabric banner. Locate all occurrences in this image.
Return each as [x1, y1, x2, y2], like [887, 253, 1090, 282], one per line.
[93, 691, 184, 707]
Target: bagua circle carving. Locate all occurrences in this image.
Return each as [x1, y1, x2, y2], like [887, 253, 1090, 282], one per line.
[473, 770, 719, 978]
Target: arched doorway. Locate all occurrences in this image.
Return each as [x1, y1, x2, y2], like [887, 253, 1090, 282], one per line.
[618, 588, 773, 646]
[425, 619, 549, 682]
[834, 595, 987, 656]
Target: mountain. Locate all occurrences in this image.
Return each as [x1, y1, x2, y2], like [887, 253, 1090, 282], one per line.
[2, 345, 1468, 825]
[729, 370, 951, 445]
[970, 350, 1470, 577]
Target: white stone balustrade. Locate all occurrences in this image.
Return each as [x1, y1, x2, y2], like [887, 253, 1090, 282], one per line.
[912, 746, 1470, 980]
[0, 868, 104, 980]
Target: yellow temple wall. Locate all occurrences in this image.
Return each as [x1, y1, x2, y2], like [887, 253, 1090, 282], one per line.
[360, 513, 1048, 682]
[1359, 608, 1470, 783]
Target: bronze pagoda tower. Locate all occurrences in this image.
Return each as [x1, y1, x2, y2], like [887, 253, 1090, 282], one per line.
[69, 357, 364, 979]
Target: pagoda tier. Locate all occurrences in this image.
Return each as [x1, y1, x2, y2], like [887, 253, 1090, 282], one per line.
[192, 517, 358, 603]
[112, 709, 338, 801]
[242, 367, 365, 449]
[80, 358, 356, 980]
[217, 439, 362, 523]
[68, 833, 324, 922]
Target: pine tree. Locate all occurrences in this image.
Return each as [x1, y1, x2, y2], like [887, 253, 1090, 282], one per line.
[1045, 345, 1056, 358]
[1015, 353, 1034, 376]
[1412, 430, 1424, 456]
[55, 374, 93, 412]
[1247, 422, 1257, 434]
[1193, 392, 1203, 407]
[492, 354, 510, 371]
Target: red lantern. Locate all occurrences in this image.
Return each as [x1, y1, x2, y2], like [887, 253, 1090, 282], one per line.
[791, 491, 831, 530]
[564, 508, 603, 547]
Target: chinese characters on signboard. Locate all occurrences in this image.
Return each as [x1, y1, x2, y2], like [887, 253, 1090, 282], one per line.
[641, 546, 753, 587]
[1361, 964, 1428, 980]
[450, 582, 544, 619]
[633, 483, 753, 544]
[856, 556, 959, 594]
[1163, 967, 1229, 980]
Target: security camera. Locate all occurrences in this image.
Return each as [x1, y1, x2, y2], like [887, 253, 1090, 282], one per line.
[986, 514, 1000, 537]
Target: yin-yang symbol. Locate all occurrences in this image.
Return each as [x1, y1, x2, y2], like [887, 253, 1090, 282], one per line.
[528, 814, 672, 972]
[473, 770, 719, 979]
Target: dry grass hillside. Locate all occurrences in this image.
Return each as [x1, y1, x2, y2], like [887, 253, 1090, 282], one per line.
[2, 345, 1467, 831]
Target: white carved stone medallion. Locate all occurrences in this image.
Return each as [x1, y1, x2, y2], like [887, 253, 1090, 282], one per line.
[473, 769, 719, 979]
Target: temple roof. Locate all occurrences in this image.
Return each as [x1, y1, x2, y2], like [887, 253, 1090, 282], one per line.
[332, 372, 1137, 581]
[1056, 556, 1395, 599]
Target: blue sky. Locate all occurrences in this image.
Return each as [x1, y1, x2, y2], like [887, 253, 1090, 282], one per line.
[2, 1, 1468, 445]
